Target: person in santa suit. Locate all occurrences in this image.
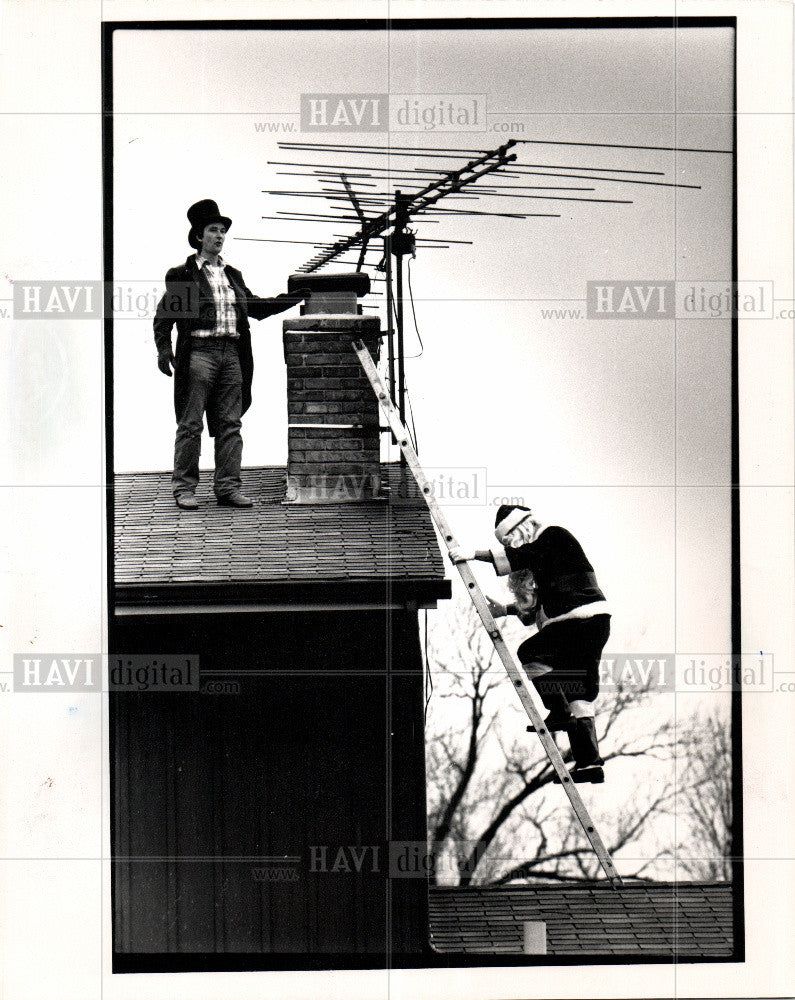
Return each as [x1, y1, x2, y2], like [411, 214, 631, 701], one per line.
[451, 504, 610, 778]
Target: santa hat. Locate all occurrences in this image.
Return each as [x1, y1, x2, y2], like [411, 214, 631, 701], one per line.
[494, 504, 533, 544]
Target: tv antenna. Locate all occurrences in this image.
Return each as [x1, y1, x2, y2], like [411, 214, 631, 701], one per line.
[249, 135, 720, 428]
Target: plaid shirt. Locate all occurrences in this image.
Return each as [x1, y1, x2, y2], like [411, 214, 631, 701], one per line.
[193, 254, 238, 338]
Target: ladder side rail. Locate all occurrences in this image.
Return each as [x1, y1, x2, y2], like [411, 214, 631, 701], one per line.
[353, 339, 622, 888]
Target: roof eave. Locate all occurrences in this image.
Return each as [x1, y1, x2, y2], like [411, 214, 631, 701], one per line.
[113, 577, 452, 615]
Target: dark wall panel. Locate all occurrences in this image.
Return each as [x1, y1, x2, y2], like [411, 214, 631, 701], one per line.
[111, 609, 428, 962]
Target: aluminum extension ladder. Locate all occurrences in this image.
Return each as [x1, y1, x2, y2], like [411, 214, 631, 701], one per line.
[353, 338, 623, 888]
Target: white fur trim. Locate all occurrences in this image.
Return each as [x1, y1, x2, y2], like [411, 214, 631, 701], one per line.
[522, 662, 553, 680]
[568, 700, 596, 719]
[537, 601, 610, 629]
[491, 547, 512, 576]
[494, 508, 532, 543]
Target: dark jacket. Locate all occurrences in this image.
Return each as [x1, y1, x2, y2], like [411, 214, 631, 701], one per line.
[153, 255, 299, 435]
[504, 525, 606, 619]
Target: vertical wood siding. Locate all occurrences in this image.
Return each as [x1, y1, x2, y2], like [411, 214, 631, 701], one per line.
[111, 609, 428, 960]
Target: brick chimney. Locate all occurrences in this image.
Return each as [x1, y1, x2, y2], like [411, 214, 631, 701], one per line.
[283, 272, 382, 503]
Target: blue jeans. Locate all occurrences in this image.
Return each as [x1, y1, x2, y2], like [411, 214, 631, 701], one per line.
[172, 339, 243, 498]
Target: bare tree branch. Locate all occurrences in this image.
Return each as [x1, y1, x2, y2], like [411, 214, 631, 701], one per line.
[425, 601, 732, 885]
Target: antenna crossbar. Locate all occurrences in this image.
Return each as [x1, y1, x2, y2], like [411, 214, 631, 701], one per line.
[294, 140, 519, 273]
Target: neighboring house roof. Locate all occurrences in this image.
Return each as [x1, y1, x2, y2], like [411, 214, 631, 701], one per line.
[429, 883, 735, 958]
[114, 464, 450, 611]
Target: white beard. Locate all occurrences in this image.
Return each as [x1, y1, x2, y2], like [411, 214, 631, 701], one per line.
[503, 519, 539, 547]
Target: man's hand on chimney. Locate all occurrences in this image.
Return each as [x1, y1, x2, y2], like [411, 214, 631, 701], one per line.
[295, 287, 312, 301]
[157, 349, 175, 377]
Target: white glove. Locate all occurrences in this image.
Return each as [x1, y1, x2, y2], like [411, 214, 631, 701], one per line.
[448, 547, 474, 564]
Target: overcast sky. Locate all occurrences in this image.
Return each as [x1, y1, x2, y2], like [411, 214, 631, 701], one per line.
[112, 24, 734, 666]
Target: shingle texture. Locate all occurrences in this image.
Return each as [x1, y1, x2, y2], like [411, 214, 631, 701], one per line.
[429, 882, 734, 957]
[114, 464, 447, 597]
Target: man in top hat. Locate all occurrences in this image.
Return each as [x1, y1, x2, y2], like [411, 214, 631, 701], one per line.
[153, 199, 310, 509]
[450, 505, 611, 781]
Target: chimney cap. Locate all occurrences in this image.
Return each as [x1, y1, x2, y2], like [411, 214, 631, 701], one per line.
[288, 271, 370, 298]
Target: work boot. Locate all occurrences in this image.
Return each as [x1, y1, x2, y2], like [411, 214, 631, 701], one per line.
[217, 491, 254, 508]
[175, 492, 199, 510]
[568, 717, 604, 769]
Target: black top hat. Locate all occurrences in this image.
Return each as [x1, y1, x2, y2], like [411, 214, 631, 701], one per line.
[187, 199, 233, 250]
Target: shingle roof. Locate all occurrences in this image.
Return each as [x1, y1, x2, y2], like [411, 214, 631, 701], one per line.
[429, 883, 735, 957]
[114, 464, 450, 609]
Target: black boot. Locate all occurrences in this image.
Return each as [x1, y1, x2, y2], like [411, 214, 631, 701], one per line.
[568, 717, 604, 769]
[529, 692, 572, 733]
[527, 712, 573, 734]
